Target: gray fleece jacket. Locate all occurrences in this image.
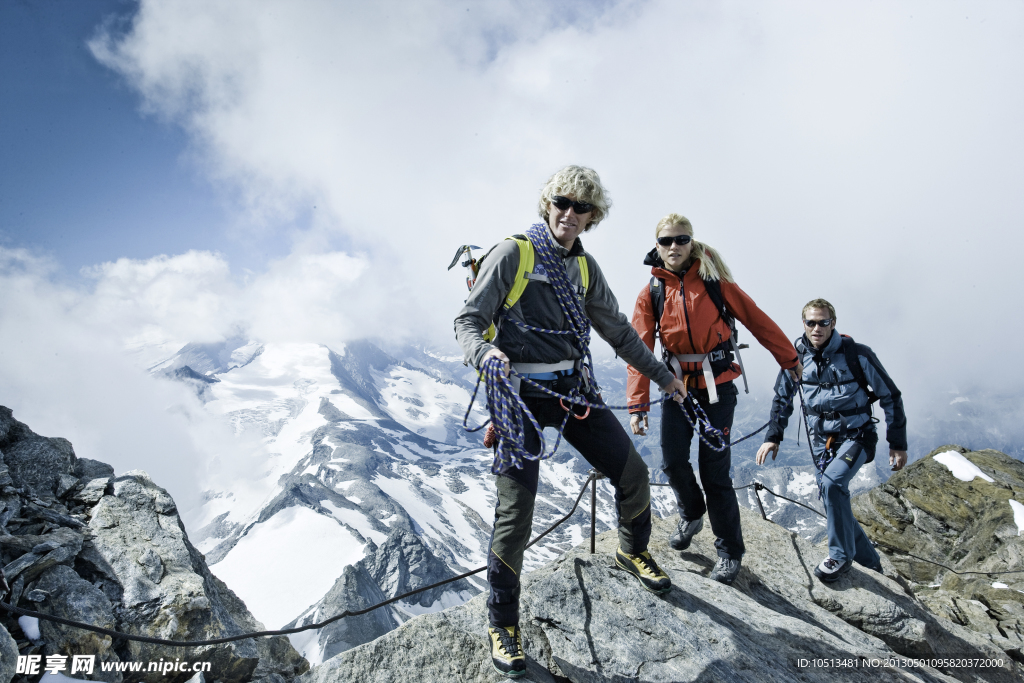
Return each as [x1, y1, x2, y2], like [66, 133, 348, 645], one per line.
[454, 226, 675, 392]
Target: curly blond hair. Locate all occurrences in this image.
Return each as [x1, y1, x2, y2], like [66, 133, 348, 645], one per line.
[537, 165, 611, 229]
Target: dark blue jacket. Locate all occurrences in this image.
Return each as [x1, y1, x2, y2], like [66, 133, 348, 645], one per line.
[765, 331, 907, 456]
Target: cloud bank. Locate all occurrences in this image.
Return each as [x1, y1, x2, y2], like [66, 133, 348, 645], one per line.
[4, 1, 1022, 496]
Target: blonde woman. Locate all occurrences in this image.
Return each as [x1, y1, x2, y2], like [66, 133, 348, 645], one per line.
[627, 214, 800, 585]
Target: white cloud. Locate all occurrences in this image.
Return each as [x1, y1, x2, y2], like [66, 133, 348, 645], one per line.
[4, 0, 1018, 483]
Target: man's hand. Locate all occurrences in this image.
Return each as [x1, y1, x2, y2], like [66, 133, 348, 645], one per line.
[889, 449, 907, 471]
[630, 413, 649, 435]
[481, 347, 511, 377]
[787, 360, 804, 383]
[756, 442, 779, 465]
[664, 376, 688, 403]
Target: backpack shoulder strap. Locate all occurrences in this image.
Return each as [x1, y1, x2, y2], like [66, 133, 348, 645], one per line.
[702, 277, 738, 338]
[577, 255, 589, 292]
[649, 276, 665, 340]
[502, 235, 533, 310]
[841, 335, 879, 404]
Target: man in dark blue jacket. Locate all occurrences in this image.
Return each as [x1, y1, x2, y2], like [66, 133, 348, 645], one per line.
[756, 298, 907, 583]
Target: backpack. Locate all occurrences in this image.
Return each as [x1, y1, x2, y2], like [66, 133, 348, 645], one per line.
[839, 335, 879, 405]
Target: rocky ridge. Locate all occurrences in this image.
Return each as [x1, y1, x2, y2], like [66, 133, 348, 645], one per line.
[297, 510, 1022, 683]
[0, 406, 308, 683]
[855, 445, 1024, 659]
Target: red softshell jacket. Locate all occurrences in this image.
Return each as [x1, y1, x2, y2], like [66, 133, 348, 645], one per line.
[627, 260, 798, 410]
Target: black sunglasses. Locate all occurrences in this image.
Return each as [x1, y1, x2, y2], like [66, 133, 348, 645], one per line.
[656, 235, 693, 247]
[551, 195, 594, 214]
[803, 318, 833, 328]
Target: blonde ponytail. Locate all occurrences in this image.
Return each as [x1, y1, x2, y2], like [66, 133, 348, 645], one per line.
[692, 241, 734, 283]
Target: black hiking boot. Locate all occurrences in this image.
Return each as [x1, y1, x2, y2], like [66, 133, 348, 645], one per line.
[488, 624, 526, 678]
[669, 517, 704, 551]
[615, 548, 672, 594]
[813, 557, 851, 583]
[710, 557, 741, 585]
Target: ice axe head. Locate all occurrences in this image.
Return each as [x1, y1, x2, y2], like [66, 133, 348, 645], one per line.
[447, 244, 482, 271]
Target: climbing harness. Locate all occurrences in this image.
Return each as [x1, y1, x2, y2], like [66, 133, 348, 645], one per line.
[648, 273, 751, 400]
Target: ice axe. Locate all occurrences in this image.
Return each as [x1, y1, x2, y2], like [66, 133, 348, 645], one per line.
[448, 244, 482, 291]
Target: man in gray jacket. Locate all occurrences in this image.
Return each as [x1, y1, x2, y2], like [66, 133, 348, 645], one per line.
[455, 165, 688, 678]
[757, 298, 907, 584]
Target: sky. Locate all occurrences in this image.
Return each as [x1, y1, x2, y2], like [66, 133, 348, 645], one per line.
[2, 0, 1023, 506]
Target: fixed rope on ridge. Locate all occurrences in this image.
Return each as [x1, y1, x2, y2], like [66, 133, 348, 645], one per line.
[0, 474, 598, 648]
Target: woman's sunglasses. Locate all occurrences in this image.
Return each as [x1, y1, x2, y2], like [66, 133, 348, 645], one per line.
[551, 195, 594, 214]
[657, 235, 692, 247]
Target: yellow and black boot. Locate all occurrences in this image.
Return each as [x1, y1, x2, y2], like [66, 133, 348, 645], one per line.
[487, 624, 526, 678]
[615, 548, 671, 594]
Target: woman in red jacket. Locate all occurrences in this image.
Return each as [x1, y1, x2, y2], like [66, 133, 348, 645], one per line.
[627, 213, 800, 585]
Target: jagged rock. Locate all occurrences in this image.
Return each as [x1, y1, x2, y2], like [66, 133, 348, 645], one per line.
[208, 573, 311, 683]
[0, 621, 17, 683]
[1, 526, 83, 583]
[298, 511, 1021, 683]
[56, 473, 80, 499]
[33, 564, 123, 682]
[74, 458, 116, 481]
[73, 476, 112, 505]
[286, 527, 478, 665]
[3, 434, 77, 499]
[854, 446, 1024, 658]
[362, 527, 478, 610]
[86, 469, 308, 683]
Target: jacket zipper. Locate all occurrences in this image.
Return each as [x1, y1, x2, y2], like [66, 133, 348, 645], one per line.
[679, 277, 697, 352]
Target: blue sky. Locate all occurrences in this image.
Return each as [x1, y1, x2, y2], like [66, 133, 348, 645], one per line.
[0, 0, 293, 274]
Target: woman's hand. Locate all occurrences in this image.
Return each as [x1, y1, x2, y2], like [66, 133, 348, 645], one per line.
[756, 442, 779, 465]
[481, 347, 511, 377]
[630, 413, 649, 435]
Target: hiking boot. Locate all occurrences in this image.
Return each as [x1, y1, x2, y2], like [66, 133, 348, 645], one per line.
[710, 557, 741, 585]
[669, 517, 704, 551]
[814, 557, 851, 583]
[615, 548, 672, 594]
[487, 624, 526, 678]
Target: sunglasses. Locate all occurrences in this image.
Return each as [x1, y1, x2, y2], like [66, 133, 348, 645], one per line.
[656, 235, 693, 247]
[803, 319, 833, 328]
[551, 195, 594, 214]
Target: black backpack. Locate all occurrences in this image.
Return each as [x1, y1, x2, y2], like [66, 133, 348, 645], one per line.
[839, 335, 879, 405]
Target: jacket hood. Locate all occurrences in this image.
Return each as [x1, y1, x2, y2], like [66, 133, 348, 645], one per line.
[643, 247, 664, 268]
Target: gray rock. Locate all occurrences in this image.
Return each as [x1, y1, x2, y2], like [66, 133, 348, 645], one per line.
[299, 511, 1021, 683]
[74, 457, 116, 480]
[34, 564, 123, 682]
[854, 446, 1024, 656]
[0, 621, 17, 683]
[88, 469, 308, 683]
[73, 476, 112, 505]
[3, 431, 77, 498]
[56, 473, 80, 498]
[287, 528, 478, 664]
